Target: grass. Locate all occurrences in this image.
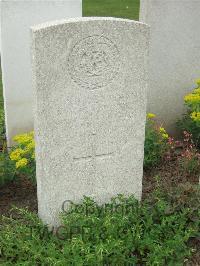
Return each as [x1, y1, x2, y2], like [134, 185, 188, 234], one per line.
[83, 0, 140, 20]
[1, 186, 200, 265]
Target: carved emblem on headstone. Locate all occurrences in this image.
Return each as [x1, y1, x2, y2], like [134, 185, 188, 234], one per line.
[68, 35, 120, 89]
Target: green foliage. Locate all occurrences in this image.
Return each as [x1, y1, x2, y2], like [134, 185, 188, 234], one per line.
[177, 114, 200, 148]
[177, 79, 200, 148]
[144, 114, 169, 169]
[0, 131, 36, 186]
[83, 0, 140, 20]
[9, 132, 36, 183]
[180, 156, 200, 175]
[0, 108, 5, 137]
[184, 80, 200, 124]
[179, 147, 200, 176]
[0, 71, 15, 186]
[0, 151, 16, 187]
[167, 131, 200, 175]
[0, 208, 60, 265]
[1, 185, 199, 265]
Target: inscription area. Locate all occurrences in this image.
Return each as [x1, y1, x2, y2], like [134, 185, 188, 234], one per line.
[68, 35, 120, 89]
[73, 133, 114, 165]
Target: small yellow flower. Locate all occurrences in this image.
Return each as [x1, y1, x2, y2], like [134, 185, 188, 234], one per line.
[162, 133, 169, 139]
[159, 127, 166, 134]
[31, 152, 35, 160]
[16, 158, 28, 169]
[194, 88, 200, 95]
[191, 112, 200, 122]
[147, 113, 156, 119]
[10, 148, 24, 161]
[13, 132, 33, 145]
[184, 93, 200, 104]
[195, 79, 200, 87]
[25, 140, 35, 152]
[29, 131, 34, 137]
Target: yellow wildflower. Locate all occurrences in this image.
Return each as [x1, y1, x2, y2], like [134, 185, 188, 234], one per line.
[195, 79, 200, 86]
[159, 127, 168, 139]
[31, 152, 35, 160]
[162, 133, 169, 139]
[194, 88, 200, 95]
[16, 158, 28, 169]
[13, 132, 34, 145]
[191, 112, 200, 122]
[10, 148, 24, 161]
[147, 113, 156, 119]
[159, 127, 166, 134]
[29, 131, 34, 137]
[25, 140, 35, 152]
[184, 93, 200, 104]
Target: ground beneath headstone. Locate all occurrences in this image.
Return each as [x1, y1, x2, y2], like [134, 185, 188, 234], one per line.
[143, 161, 199, 200]
[1, 160, 198, 216]
[0, 161, 199, 265]
[0, 176, 37, 216]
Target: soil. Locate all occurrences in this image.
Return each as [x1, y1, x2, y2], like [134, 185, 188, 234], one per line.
[0, 160, 199, 265]
[143, 160, 199, 200]
[0, 176, 37, 216]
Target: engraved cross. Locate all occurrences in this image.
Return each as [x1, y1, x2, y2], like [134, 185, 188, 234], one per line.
[73, 133, 113, 164]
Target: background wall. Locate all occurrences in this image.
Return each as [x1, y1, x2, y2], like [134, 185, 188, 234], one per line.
[140, 0, 200, 133]
[1, 0, 82, 146]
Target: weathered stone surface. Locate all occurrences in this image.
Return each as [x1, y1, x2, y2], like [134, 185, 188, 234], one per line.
[32, 17, 149, 226]
[0, 0, 82, 146]
[140, 0, 200, 133]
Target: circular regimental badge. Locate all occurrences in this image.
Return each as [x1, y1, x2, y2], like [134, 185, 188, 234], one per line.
[68, 35, 120, 89]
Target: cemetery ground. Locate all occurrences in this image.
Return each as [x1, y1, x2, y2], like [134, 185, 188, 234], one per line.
[0, 1, 200, 265]
[0, 89, 200, 265]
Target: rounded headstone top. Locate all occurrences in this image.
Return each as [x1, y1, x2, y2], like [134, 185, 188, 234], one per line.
[31, 17, 149, 32]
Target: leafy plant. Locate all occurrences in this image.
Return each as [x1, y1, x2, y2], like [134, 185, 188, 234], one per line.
[144, 113, 169, 169]
[0, 150, 16, 186]
[177, 79, 200, 148]
[0, 102, 15, 186]
[0, 185, 199, 265]
[166, 131, 200, 175]
[178, 131, 200, 175]
[0, 108, 5, 149]
[0, 108, 5, 137]
[9, 131, 36, 183]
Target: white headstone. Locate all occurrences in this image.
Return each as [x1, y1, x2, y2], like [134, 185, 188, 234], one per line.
[140, 0, 200, 133]
[0, 0, 82, 146]
[0, 3, 1, 54]
[32, 17, 149, 226]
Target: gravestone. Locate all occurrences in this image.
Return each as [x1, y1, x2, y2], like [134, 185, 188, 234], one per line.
[140, 0, 200, 133]
[0, 3, 1, 53]
[0, 0, 82, 146]
[32, 17, 149, 226]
